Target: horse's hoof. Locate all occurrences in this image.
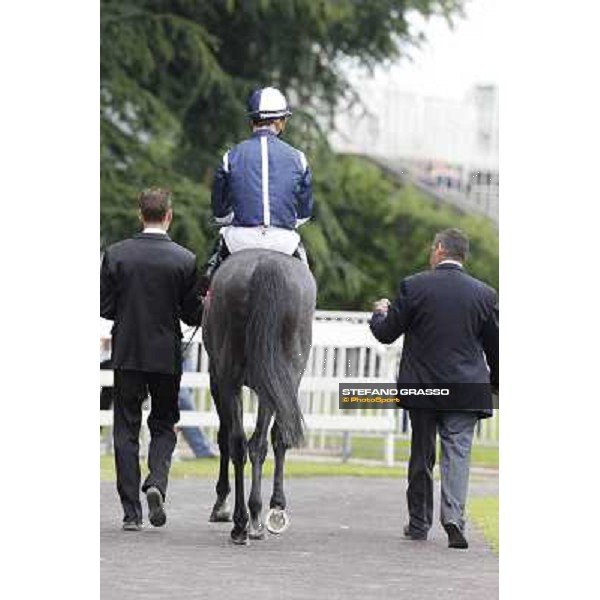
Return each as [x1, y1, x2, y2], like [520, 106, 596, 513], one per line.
[230, 527, 249, 545]
[209, 510, 232, 523]
[265, 508, 290, 535]
[249, 521, 266, 540]
[209, 501, 232, 522]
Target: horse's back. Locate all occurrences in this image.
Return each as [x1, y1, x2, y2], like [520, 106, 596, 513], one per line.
[210, 249, 315, 313]
[203, 249, 316, 359]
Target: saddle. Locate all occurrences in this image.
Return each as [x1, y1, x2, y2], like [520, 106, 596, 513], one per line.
[199, 236, 307, 296]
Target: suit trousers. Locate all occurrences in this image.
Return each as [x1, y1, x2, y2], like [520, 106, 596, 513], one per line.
[113, 370, 181, 523]
[407, 409, 478, 534]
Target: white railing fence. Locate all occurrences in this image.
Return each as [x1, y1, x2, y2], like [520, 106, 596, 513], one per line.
[100, 311, 498, 466]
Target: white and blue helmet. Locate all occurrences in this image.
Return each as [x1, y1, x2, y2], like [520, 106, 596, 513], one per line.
[247, 87, 292, 121]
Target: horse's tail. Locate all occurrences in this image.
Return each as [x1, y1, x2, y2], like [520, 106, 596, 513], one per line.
[245, 258, 304, 447]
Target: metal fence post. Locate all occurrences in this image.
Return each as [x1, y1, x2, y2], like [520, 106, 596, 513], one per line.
[384, 431, 395, 467]
[341, 431, 352, 463]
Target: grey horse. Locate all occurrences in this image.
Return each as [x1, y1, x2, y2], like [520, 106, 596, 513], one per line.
[202, 248, 316, 545]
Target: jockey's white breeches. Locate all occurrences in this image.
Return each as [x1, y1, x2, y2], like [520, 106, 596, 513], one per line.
[221, 225, 301, 256]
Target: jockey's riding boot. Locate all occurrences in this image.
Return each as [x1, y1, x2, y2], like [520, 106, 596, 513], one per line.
[292, 241, 309, 265]
[199, 236, 230, 296]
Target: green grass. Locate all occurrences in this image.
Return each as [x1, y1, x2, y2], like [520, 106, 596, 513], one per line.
[468, 497, 499, 552]
[318, 435, 498, 469]
[100, 455, 406, 481]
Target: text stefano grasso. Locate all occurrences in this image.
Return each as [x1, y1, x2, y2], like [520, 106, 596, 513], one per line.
[341, 388, 450, 396]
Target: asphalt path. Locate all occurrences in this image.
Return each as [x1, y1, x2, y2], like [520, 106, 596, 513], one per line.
[101, 476, 498, 600]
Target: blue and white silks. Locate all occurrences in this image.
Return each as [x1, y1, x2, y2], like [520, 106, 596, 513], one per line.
[211, 128, 313, 255]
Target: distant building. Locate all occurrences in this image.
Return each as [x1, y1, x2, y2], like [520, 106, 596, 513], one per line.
[330, 81, 499, 200]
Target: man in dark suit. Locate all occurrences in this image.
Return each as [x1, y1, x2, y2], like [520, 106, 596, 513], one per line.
[370, 228, 498, 549]
[100, 188, 203, 531]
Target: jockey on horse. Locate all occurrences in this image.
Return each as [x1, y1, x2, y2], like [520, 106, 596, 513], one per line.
[199, 86, 313, 295]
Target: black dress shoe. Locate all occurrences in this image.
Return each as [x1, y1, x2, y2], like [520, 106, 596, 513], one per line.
[122, 520, 142, 532]
[403, 524, 427, 540]
[146, 487, 167, 527]
[444, 522, 469, 549]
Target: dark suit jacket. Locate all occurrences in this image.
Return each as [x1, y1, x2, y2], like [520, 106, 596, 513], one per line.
[370, 263, 499, 416]
[100, 232, 203, 375]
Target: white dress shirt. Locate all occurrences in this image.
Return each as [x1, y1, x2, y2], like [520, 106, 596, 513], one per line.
[143, 227, 168, 235]
[437, 259, 463, 267]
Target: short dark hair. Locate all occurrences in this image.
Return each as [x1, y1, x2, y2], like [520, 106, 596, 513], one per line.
[138, 188, 172, 222]
[433, 228, 469, 261]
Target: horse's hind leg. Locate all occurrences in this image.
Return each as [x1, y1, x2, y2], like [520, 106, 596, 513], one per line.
[209, 376, 232, 523]
[247, 402, 272, 540]
[227, 386, 249, 545]
[266, 421, 291, 534]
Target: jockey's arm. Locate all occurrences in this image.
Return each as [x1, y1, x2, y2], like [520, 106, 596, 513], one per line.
[295, 158, 314, 228]
[211, 151, 233, 225]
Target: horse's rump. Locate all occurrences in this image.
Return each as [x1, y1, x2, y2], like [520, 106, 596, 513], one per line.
[204, 249, 316, 447]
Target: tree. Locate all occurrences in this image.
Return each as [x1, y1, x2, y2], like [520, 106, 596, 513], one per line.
[100, 0, 495, 311]
[305, 154, 498, 309]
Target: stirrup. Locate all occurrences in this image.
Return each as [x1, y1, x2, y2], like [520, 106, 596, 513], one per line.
[292, 243, 308, 265]
[200, 237, 230, 295]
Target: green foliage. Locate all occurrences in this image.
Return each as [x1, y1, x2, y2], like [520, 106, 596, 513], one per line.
[305, 153, 498, 309]
[100, 0, 499, 311]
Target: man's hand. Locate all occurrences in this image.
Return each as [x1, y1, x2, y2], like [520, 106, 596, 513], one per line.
[373, 298, 391, 314]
